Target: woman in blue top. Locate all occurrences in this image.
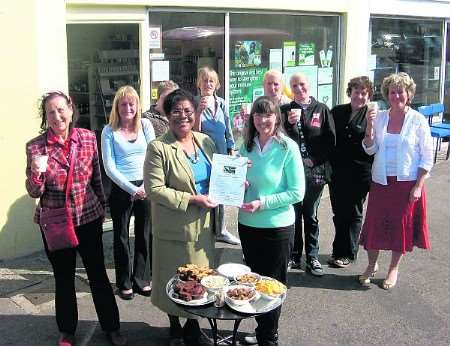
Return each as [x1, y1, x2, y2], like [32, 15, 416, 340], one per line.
[101, 86, 155, 300]
[238, 96, 305, 346]
[196, 67, 240, 245]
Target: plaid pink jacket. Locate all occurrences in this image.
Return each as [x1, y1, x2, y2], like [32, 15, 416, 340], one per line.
[26, 128, 106, 226]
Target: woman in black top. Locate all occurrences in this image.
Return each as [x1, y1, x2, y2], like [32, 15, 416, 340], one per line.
[281, 73, 336, 276]
[328, 76, 374, 268]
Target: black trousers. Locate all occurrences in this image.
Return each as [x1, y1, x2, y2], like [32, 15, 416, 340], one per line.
[329, 173, 370, 260]
[292, 181, 325, 262]
[109, 181, 151, 291]
[238, 223, 293, 343]
[42, 218, 120, 335]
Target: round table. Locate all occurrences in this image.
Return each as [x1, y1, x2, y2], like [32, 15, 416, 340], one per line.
[183, 303, 258, 346]
[167, 275, 286, 345]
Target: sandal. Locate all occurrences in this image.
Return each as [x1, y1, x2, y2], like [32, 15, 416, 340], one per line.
[381, 280, 396, 290]
[358, 263, 379, 286]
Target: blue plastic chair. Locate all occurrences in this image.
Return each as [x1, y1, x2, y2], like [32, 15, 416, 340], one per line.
[430, 103, 450, 130]
[417, 105, 434, 125]
[430, 126, 450, 163]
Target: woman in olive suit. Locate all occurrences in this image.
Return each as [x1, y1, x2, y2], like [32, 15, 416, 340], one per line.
[143, 89, 217, 346]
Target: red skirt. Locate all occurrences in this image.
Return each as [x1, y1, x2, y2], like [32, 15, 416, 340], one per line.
[360, 176, 430, 253]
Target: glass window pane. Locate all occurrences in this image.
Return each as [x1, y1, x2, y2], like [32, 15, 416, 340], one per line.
[229, 13, 340, 115]
[370, 17, 443, 109]
[148, 12, 225, 99]
[444, 23, 450, 122]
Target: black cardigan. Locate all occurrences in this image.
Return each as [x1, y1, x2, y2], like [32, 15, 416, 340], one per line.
[329, 103, 373, 176]
[281, 97, 336, 166]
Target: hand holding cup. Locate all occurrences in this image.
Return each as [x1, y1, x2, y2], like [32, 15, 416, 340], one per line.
[31, 154, 48, 176]
[198, 97, 208, 113]
[288, 109, 302, 125]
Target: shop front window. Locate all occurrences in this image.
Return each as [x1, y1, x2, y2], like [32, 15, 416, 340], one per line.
[370, 17, 443, 109]
[148, 12, 225, 100]
[444, 22, 450, 122]
[228, 13, 340, 119]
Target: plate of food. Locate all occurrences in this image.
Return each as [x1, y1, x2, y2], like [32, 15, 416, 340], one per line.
[217, 263, 251, 280]
[234, 272, 261, 286]
[166, 277, 214, 306]
[255, 277, 287, 300]
[224, 285, 258, 307]
[200, 275, 230, 294]
[177, 264, 216, 282]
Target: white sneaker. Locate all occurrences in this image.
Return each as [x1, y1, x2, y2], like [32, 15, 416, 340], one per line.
[216, 229, 241, 245]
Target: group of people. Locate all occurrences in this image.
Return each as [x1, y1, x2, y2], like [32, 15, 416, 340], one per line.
[25, 66, 433, 346]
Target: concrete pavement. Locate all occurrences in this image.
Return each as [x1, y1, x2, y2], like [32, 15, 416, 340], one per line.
[1, 153, 449, 345]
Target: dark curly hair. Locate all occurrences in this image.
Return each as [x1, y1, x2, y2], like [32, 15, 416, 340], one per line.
[39, 91, 79, 133]
[163, 89, 198, 116]
[346, 76, 374, 99]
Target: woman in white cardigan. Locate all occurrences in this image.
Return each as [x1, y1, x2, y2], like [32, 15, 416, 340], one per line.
[359, 72, 433, 290]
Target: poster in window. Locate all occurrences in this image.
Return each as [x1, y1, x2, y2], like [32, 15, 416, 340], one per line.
[235, 41, 262, 68]
[318, 84, 333, 108]
[269, 49, 283, 71]
[298, 43, 315, 65]
[318, 67, 333, 85]
[283, 41, 296, 67]
[229, 67, 267, 116]
[284, 66, 318, 99]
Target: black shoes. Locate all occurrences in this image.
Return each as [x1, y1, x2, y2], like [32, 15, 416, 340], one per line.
[106, 330, 127, 346]
[117, 289, 134, 300]
[133, 283, 152, 297]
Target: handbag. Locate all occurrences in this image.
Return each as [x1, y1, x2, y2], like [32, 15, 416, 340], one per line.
[296, 108, 332, 187]
[39, 142, 79, 252]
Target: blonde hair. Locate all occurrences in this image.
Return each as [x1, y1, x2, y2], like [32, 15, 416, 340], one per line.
[263, 69, 283, 85]
[381, 72, 416, 105]
[196, 67, 221, 91]
[109, 85, 142, 132]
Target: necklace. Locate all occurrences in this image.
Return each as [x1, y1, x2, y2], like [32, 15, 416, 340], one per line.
[183, 137, 199, 164]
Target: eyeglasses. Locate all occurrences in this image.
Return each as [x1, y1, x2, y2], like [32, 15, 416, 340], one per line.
[171, 108, 194, 117]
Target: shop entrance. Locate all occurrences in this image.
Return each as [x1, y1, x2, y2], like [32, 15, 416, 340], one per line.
[66, 23, 140, 132]
[66, 23, 140, 201]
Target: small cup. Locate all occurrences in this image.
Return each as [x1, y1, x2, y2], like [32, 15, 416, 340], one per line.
[34, 154, 49, 173]
[242, 103, 252, 115]
[367, 101, 378, 112]
[292, 108, 302, 121]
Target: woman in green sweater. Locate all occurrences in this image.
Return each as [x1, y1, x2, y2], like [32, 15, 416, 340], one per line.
[238, 96, 305, 346]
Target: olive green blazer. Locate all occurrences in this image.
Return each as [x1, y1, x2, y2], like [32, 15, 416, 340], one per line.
[144, 130, 218, 242]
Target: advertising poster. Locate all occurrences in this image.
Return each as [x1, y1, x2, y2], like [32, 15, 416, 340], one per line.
[318, 67, 333, 85]
[269, 49, 283, 70]
[283, 41, 296, 67]
[298, 43, 315, 65]
[318, 84, 333, 108]
[229, 67, 267, 116]
[235, 41, 262, 68]
[284, 66, 318, 99]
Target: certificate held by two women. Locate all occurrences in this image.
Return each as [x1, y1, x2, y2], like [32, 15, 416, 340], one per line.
[209, 154, 248, 207]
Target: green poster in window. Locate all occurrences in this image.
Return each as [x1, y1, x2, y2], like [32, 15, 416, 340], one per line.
[229, 67, 267, 117]
[283, 41, 296, 67]
[298, 43, 315, 65]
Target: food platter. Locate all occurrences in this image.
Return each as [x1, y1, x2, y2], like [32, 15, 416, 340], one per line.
[224, 276, 287, 314]
[166, 276, 214, 307]
[225, 290, 286, 314]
